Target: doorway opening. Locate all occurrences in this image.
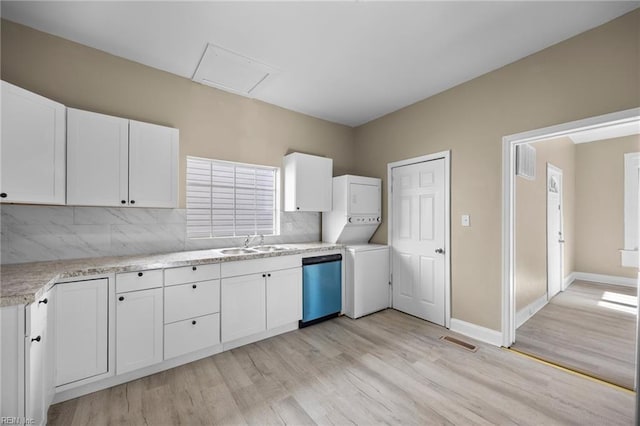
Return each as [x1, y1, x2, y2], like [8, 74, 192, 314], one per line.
[502, 108, 640, 390]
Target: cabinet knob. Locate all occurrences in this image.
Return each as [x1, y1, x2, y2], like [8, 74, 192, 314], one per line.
[38, 298, 48, 305]
[119, 296, 125, 301]
[31, 335, 41, 343]
[192, 320, 197, 325]
[130, 200, 136, 205]
[267, 273, 271, 277]
[121, 200, 126, 204]
[296, 207, 300, 210]
[0, 193, 7, 198]
[192, 284, 197, 289]
[262, 274, 266, 278]
[138, 272, 143, 277]
[192, 266, 197, 271]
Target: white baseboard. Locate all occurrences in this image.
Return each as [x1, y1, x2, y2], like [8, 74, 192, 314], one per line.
[515, 294, 548, 329]
[573, 272, 638, 288]
[449, 318, 503, 347]
[563, 272, 576, 291]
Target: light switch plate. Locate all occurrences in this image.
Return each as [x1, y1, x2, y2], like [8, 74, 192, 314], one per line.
[461, 215, 470, 227]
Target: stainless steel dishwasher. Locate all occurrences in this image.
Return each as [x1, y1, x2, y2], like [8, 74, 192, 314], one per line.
[300, 253, 342, 327]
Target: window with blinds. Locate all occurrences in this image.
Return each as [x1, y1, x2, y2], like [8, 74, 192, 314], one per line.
[186, 156, 279, 239]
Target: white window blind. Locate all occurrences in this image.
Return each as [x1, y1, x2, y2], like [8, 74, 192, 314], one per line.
[187, 156, 278, 239]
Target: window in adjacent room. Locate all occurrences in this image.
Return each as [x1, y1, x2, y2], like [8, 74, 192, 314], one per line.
[622, 152, 640, 267]
[186, 156, 279, 239]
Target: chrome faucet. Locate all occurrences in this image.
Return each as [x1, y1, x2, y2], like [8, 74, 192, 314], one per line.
[243, 234, 264, 248]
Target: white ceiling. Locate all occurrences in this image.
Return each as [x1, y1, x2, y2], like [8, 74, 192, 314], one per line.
[2, 2, 638, 127]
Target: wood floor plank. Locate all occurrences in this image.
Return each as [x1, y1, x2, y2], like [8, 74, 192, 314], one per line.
[49, 309, 635, 425]
[512, 280, 637, 389]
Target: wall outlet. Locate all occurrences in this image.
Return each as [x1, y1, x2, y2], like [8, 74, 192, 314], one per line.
[461, 215, 470, 227]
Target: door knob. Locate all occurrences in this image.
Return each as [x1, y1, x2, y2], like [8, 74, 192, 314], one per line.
[435, 248, 445, 254]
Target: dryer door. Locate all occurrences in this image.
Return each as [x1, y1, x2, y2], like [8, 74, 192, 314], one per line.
[349, 183, 380, 215]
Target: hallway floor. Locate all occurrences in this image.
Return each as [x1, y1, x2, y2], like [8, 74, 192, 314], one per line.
[512, 280, 637, 389]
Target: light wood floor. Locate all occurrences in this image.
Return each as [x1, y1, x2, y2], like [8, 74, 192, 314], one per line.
[49, 309, 635, 425]
[512, 280, 637, 390]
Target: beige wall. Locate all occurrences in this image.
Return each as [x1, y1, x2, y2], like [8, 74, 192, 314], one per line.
[576, 135, 640, 279]
[354, 10, 639, 330]
[2, 11, 639, 332]
[515, 137, 575, 311]
[0, 20, 356, 209]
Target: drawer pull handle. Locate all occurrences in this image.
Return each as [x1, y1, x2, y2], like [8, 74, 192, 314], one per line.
[192, 320, 197, 325]
[192, 266, 197, 271]
[192, 284, 197, 289]
[39, 298, 48, 305]
[31, 336, 41, 343]
[119, 296, 125, 301]
[138, 272, 143, 277]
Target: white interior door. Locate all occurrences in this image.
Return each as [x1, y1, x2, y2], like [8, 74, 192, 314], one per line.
[547, 164, 564, 299]
[391, 159, 446, 325]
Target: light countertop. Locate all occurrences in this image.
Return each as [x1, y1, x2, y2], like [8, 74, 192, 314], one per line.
[0, 242, 342, 307]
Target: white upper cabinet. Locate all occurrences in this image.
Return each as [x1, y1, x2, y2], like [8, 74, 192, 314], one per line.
[66, 110, 179, 208]
[129, 120, 179, 208]
[283, 152, 332, 212]
[67, 108, 129, 206]
[1, 81, 66, 205]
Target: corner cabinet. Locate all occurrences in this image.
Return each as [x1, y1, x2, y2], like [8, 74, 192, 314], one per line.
[67, 108, 179, 208]
[283, 152, 333, 212]
[0, 81, 66, 205]
[55, 278, 109, 386]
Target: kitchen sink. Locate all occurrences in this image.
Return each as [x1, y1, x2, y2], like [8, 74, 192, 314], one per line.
[253, 245, 289, 252]
[219, 248, 258, 255]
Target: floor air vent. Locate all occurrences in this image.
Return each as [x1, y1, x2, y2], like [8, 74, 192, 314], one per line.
[440, 336, 477, 352]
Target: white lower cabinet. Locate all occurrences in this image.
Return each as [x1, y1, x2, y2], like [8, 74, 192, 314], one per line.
[221, 274, 266, 342]
[116, 288, 163, 375]
[26, 290, 53, 426]
[221, 266, 302, 343]
[55, 279, 108, 386]
[266, 268, 302, 329]
[164, 314, 220, 359]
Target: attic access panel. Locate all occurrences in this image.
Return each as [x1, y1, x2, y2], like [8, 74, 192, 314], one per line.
[192, 43, 278, 97]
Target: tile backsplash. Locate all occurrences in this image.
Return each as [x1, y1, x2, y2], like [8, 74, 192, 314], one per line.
[0, 205, 320, 264]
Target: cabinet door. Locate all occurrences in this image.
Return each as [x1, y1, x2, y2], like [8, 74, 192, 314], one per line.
[25, 302, 47, 425]
[284, 152, 332, 212]
[116, 288, 163, 374]
[266, 267, 302, 329]
[0, 81, 66, 205]
[221, 274, 266, 342]
[67, 108, 129, 206]
[128, 120, 178, 208]
[55, 279, 108, 386]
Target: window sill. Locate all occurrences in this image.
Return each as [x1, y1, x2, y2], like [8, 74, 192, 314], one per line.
[620, 249, 639, 268]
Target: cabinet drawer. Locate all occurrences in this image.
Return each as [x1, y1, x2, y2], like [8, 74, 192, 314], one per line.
[164, 280, 220, 323]
[164, 313, 220, 360]
[164, 263, 220, 287]
[116, 269, 163, 293]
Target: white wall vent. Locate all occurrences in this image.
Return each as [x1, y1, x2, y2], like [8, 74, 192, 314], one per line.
[516, 143, 536, 180]
[192, 43, 279, 98]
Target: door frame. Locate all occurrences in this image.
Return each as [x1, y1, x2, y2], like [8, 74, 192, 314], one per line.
[501, 107, 640, 347]
[387, 150, 451, 329]
[546, 163, 564, 298]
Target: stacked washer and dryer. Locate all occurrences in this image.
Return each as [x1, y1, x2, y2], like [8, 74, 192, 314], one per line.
[322, 175, 390, 319]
